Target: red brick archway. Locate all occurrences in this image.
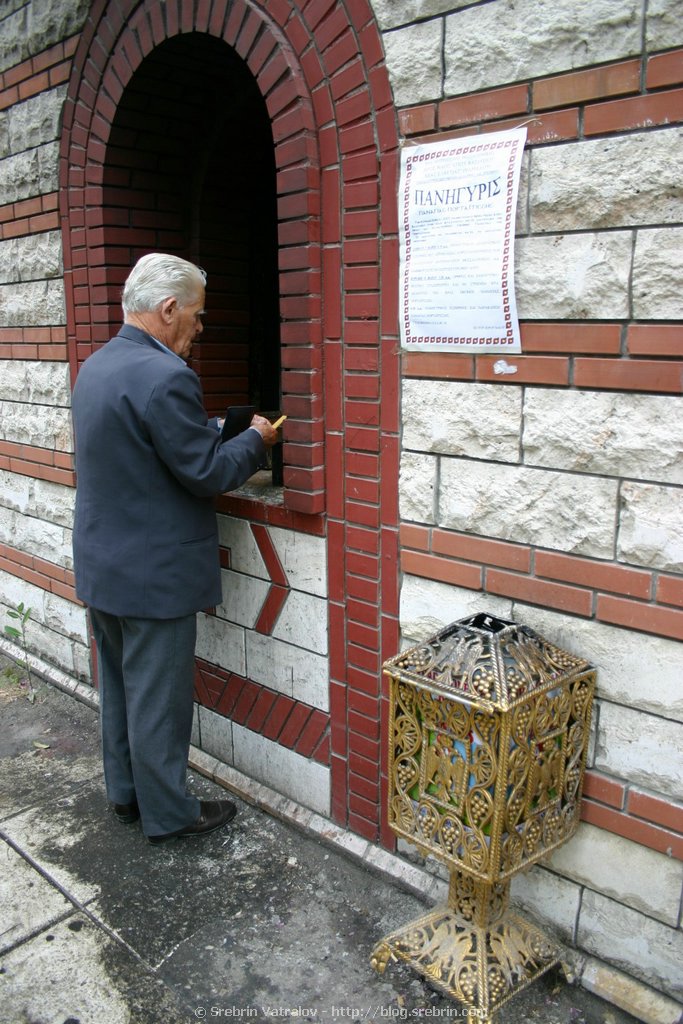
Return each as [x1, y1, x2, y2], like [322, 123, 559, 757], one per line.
[60, 0, 400, 845]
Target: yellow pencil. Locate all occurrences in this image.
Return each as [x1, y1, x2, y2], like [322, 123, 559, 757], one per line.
[272, 414, 287, 430]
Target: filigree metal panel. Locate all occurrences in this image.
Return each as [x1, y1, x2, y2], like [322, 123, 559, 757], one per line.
[387, 613, 590, 711]
[372, 873, 559, 1017]
[388, 672, 594, 881]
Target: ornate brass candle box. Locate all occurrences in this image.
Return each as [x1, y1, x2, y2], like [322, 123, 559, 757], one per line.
[372, 613, 595, 1021]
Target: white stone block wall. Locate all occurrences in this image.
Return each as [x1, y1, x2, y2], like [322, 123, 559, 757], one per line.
[197, 705, 331, 816]
[373, 0, 683, 1007]
[201, 517, 330, 710]
[195, 518, 330, 814]
[0, 33, 88, 682]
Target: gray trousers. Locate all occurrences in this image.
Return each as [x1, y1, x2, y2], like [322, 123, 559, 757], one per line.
[89, 609, 201, 836]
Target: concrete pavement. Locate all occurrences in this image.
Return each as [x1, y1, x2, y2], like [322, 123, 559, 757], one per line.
[0, 669, 642, 1024]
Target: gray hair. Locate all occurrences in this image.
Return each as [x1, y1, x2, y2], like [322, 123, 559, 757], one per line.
[122, 253, 206, 315]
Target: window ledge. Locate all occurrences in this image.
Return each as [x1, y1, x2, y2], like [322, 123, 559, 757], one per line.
[229, 470, 284, 505]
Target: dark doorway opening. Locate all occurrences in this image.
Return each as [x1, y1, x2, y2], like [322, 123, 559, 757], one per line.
[103, 33, 281, 436]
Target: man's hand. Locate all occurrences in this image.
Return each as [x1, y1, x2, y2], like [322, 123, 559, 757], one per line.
[250, 414, 279, 448]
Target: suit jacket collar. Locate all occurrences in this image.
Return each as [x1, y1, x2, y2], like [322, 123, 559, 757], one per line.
[116, 322, 183, 361]
[116, 323, 160, 348]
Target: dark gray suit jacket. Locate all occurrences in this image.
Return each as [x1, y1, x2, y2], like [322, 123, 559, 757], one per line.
[72, 324, 264, 618]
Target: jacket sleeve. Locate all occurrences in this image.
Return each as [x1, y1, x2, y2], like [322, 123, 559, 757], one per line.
[144, 364, 265, 497]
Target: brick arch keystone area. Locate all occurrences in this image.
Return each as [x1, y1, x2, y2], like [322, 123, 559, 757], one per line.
[60, 0, 401, 844]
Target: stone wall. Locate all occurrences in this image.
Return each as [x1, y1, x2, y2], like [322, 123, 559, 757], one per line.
[0, 5, 86, 681]
[373, 0, 683, 1008]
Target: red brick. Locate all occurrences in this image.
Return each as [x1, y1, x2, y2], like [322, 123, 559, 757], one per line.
[315, 3, 348, 49]
[261, 694, 296, 740]
[29, 211, 59, 233]
[535, 552, 652, 600]
[346, 526, 379, 555]
[283, 489, 325, 515]
[432, 530, 531, 572]
[330, 59, 365, 102]
[657, 575, 683, 608]
[348, 477, 378, 509]
[347, 666, 380, 697]
[349, 792, 379, 822]
[348, 811, 378, 840]
[439, 84, 528, 128]
[19, 70, 49, 100]
[0, 544, 33, 569]
[347, 642, 379, 674]
[344, 399, 379, 426]
[534, 60, 640, 110]
[50, 580, 80, 603]
[402, 550, 482, 591]
[245, 689, 278, 732]
[346, 550, 378, 578]
[195, 663, 224, 707]
[330, 755, 348, 824]
[487, 570, 592, 617]
[328, 604, 346, 687]
[345, 265, 380, 293]
[369, 61, 393, 110]
[646, 49, 683, 90]
[574, 357, 682, 393]
[3, 58, 30, 88]
[348, 709, 380, 740]
[345, 427, 379, 453]
[380, 231, 400, 339]
[584, 88, 683, 135]
[583, 770, 626, 810]
[342, 118, 378, 158]
[263, 0, 290, 28]
[627, 790, 683, 834]
[349, 771, 380, 804]
[346, 572, 379, 603]
[399, 523, 430, 552]
[327, 520, 345, 603]
[487, 109, 579, 144]
[345, 451, 379, 477]
[627, 324, 683, 358]
[402, 352, 475, 381]
[344, 238, 378, 265]
[349, 750, 379, 782]
[278, 703, 313, 748]
[211, 674, 243, 717]
[476, 355, 569, 386]
[398, 104, 437, 136]
[311, 731, 330, 765]
[358, 21, 384, 69]
[597, 595, 683, 642]
[9, 461, 74, 486]
[581, 800, 683, 860]
[15, 196, 42, 216]
[342, 150, 378, 183]
[324, 29, 359, 77]
[295, 710, 330, 757]
[347, 621, 379, 653]
[0, 85, 19, 112]
[380, 532, 400, 619]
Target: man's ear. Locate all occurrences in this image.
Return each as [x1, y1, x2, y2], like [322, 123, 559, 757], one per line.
[160, 297, 177, 323]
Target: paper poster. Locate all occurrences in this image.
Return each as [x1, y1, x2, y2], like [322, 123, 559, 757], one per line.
[399, 127, 527, 352]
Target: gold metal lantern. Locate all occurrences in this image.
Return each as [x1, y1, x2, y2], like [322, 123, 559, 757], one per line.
[371, 613, 596, 1022]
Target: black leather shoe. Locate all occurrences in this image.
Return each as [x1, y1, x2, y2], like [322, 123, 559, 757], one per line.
[112, 801, 140, 824]
[147, 799, 237, 845]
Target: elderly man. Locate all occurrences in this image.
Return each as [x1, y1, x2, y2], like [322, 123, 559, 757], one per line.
[72, 253, 277, 844]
